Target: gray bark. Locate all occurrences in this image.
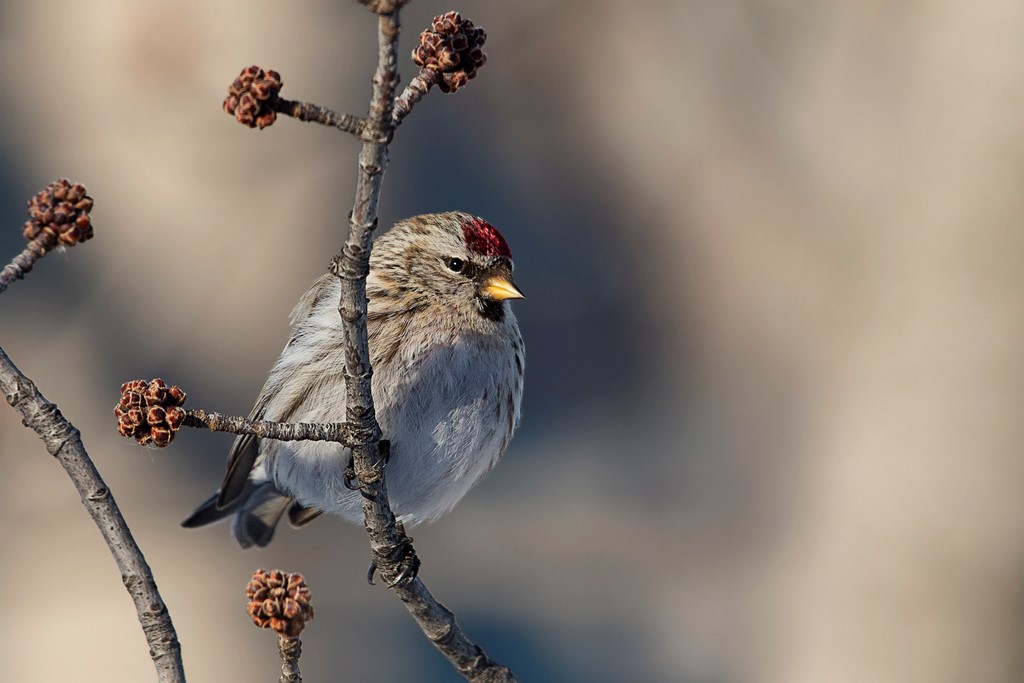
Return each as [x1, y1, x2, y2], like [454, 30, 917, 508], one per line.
[278, 636, 302, 683]
[331, 7, 517, 682]
[0, 237, 52, 295]
[0, 346, 185, 683]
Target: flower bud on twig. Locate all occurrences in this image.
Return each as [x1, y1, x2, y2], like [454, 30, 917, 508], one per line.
[1, 179, 95, 296]
[115, 379, 187, 447]
[246, 569, 314, 638]
[393, 12, 488, 127]
[413, 11, 487, 94]
[224, 66, 283, 129]
[23, 179, 94, 252]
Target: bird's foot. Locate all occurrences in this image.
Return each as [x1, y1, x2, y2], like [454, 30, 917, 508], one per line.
[343, 440, 390, 500]
[343, 460, 376, 501]
[366, 522, 420, 587]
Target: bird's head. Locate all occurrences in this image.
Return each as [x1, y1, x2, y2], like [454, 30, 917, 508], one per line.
[370, 212, 523, 321]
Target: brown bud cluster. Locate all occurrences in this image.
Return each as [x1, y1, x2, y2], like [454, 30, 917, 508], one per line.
[412, 11, 487, 93]
[223, 66, 283, 129]
[115, 379, 187, 447]
[247, 569, 314, 637]
[23, 179, 94, 252]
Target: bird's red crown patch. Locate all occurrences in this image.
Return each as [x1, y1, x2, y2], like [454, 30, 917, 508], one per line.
[462, 218, 512, 259]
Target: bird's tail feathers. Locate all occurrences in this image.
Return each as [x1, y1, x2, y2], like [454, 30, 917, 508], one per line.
[182, 482, 293, 549]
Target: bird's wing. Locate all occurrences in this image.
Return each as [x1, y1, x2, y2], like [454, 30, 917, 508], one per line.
[216, 274, 339, 508]
[216, 383, 273, 507]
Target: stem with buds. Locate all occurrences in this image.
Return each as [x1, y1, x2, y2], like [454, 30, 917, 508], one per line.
[184, 409, 349, 444]
[278, 636, 303, 683]
[332, 6, 518, 683]
[275, 98, 368, 137]
[0, 236, 53, 294]
[392, 69, 442, 127]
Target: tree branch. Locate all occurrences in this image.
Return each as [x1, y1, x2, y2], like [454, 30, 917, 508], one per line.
[330, 6, 517, 682]
[392, 68, 441, 128]
[0, 346, 185, 683]
[0, 236, 52, 295]
[184, 409, 349, 444]
[275, 97, 368, 138]
[278, 636, 303, 683]
[330, 7, 399, 579]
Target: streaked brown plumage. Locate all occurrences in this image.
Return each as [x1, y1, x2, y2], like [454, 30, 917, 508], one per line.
[183, 212, 525, 547]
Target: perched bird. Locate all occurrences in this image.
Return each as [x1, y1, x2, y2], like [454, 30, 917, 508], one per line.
[183, 212, 525, 548]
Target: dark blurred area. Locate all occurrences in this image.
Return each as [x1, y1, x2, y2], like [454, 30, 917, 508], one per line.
[3, 1, 1024, 681]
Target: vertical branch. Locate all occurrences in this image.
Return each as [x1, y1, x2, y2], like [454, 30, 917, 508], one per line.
[330, 6, 518, 682]
[331, 9, 403, 575]
[0, 346, 185, 683]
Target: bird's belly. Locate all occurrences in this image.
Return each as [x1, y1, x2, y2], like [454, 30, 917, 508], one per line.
[379, 399, 505, 525]
[263, 440, 363, 523]
[265, 393, 506, 527]
[371, 342, 514, 525]
[264, 332, 517, 526]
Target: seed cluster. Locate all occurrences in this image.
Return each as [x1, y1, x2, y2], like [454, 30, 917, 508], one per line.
[247, 569, 314, 637]
[223, 66, 283, 129]
[115, 379, 187, 447]
[412, 12, 487, 93]
[23, 180, 94, 251]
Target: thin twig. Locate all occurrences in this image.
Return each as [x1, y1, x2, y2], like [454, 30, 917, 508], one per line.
[278, 636, 303, 683]
[0, 346, 185, 683]
[275, 98, 368, 137]
[392, 68, 441, 127]
[331, 6, 517, 682]
[184, 409, 350, 444]
[0, 235, 54, 295]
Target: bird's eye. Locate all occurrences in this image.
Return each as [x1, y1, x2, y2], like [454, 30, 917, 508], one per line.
[446, 257, 465, 273]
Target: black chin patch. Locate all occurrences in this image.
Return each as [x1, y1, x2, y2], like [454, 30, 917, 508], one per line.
[477, 297, 505, 322]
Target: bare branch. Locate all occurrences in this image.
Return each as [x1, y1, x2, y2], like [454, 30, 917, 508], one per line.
[275, 97, 367, 137]
[222, 66, 368, 138]
[392, 69, 441, 127]
[330, 13, 401, 589]
[115, 378, 355, 448]
[331, 7, 518, 682]
[278, 637, 303, 683]
[392, 579, 517, 682]
[0, 237, 51, 295]
[0, 346, 185, 683]
[184, 409, 349, 444]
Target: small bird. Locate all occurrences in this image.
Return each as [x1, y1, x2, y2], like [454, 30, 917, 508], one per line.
[182, 212, 524, 548]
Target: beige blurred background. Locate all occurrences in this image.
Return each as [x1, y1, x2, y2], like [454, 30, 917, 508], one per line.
[2, 1, 1024, 681]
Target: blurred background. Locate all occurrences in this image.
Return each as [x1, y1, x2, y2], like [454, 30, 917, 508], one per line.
[2, 1, 1024, 681]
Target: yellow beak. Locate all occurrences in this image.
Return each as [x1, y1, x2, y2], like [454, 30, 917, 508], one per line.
[480, 276, 525, 301]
